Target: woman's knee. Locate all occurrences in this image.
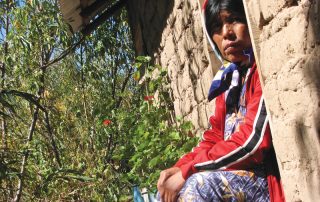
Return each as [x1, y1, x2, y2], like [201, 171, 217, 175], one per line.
[179, 172, 221, 201]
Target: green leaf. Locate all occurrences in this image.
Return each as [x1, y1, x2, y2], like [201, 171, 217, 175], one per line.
[65, 175, 95, 182]
[169, 132, 180, 140]
[136, 56, 151, 63]
[148, 156, 160, 167]
[133, 71, 140, 81]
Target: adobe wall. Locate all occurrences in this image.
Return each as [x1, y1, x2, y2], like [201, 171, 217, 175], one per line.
[127, 0, 320, 200]
[246, 0, 320, 201]
[127, 0, 220, 134]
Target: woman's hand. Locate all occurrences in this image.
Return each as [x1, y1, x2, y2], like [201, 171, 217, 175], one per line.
[157, 167, 185, 202]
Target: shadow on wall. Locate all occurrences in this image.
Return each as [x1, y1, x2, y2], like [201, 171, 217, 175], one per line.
[126, 0, 174, 57]
[296, 0, 320, 199]
[306, 0, 320, 145]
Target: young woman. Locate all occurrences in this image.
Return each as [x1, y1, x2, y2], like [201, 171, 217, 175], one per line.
[157, 0, 285, 201]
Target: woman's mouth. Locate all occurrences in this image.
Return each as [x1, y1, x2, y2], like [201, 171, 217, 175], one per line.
[224, 42, 238, 54]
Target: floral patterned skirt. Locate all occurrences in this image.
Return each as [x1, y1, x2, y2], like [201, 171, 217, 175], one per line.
[177, 169, 269, 202]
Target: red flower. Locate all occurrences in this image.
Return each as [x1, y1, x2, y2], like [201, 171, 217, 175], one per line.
[143, 95, 154, 101]
[103, 119, 112, 126]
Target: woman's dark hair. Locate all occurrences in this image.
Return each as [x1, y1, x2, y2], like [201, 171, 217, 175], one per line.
[205, 0, 247, 37]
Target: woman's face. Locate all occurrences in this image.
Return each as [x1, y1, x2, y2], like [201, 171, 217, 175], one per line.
[212, 10, 252, 63]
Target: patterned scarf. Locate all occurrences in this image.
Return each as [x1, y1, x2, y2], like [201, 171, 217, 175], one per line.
[208, 49, 254, 102]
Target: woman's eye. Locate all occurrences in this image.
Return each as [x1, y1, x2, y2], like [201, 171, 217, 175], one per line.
[225, 16, 246, 24]
[228, 16, 246, 24]
[233, 17, 241, 22]
[226, 17, 238, 23]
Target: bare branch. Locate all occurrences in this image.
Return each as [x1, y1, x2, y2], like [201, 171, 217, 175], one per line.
[40, 36, 86, 71]
[116, 65, 134, 108]
[0, 90, 45, 111]
[43, 110, 62, 168]
[13, 107, 40, 202]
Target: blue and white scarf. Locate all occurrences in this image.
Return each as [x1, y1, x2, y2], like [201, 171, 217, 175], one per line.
[208, 49, 254, 102]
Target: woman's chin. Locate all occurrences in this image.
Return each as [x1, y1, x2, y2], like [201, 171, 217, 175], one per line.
[226, 54, 248, 64]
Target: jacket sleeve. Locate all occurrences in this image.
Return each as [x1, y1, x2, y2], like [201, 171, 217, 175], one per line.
[174, 70, 272, 180]
[173, 127, 224, 179]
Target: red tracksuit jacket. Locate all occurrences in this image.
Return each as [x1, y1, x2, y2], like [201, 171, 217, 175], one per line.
[174, 64, 285, 202]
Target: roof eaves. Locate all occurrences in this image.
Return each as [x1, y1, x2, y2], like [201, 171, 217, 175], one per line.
[58, 0, 110, 33]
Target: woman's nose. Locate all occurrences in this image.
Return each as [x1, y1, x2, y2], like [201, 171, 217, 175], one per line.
[222, 23, 234, 38]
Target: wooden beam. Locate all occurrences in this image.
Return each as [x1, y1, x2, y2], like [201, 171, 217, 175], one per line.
[81, 0, 128, 36]
[242, 0, 278, 168]
[59, 0, 83, 32]
[80, 0, 111, 19]
[242, 0, 263, 86]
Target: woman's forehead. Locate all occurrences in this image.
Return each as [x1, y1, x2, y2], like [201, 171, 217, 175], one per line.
[213, 10, 245, 24]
